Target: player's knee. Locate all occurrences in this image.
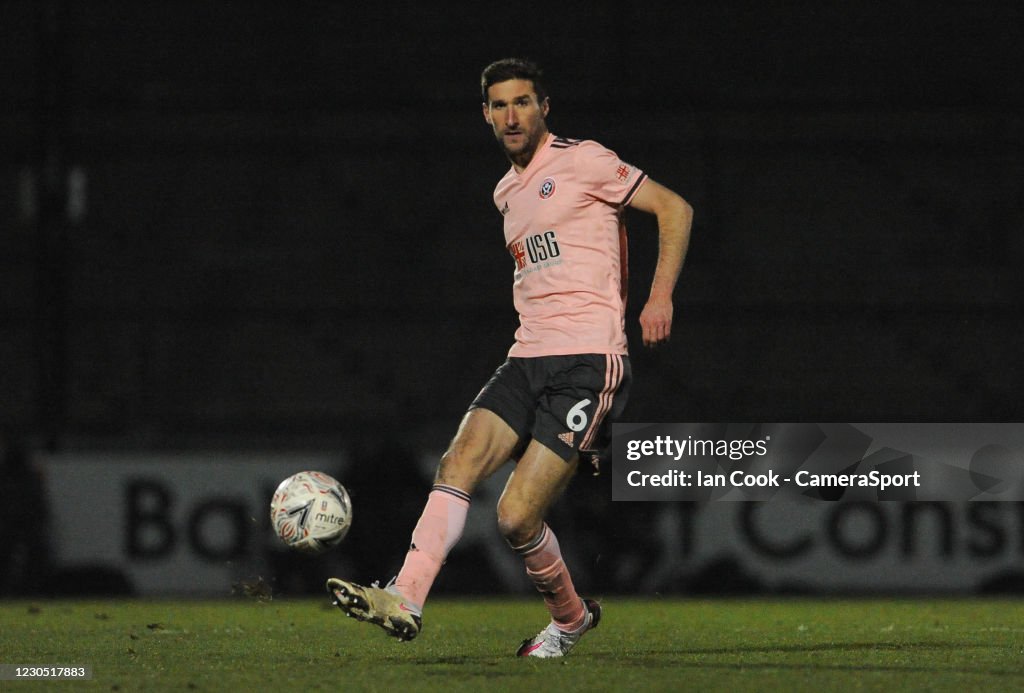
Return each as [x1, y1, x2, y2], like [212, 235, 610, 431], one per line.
[436, 426, 510, 490]
[495, 500, 542, 548]
[436, 447, 476, 488]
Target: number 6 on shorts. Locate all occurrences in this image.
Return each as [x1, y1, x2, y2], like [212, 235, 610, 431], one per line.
[566, 398, 592, 432]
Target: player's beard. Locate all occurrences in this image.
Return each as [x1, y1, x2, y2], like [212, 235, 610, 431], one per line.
[500, 125, 545, 168]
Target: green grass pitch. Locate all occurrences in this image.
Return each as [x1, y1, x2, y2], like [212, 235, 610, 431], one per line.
[2, 597, 1023, 691]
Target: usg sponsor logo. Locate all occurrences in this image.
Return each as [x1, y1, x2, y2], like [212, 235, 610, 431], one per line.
[509, 230, 561, 271]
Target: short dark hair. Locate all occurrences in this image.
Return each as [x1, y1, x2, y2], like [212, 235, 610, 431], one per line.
[480, 58, 548, 105]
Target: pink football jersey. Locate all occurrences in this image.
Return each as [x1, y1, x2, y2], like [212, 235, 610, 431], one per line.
[493, 134, 648, 357]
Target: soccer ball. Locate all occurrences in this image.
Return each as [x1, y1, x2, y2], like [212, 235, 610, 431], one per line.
[270, 471, 352, 554]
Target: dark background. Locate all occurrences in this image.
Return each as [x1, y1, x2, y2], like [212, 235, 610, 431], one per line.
[1, 1, 1022, 595]
[4, 1, 1023, 452]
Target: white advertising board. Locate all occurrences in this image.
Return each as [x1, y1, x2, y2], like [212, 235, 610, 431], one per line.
[41, 453, 348, 595]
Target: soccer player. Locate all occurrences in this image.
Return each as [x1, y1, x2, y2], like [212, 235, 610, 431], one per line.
[327, 57, 692, 658]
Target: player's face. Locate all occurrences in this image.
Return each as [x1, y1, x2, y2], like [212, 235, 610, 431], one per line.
[482, 79, 550, 166]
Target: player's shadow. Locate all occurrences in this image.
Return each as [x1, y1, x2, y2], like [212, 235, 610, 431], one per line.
[379, 640, 1021, 680]
[588, 641, 1012, 675]
[380, 641, 1012, 678]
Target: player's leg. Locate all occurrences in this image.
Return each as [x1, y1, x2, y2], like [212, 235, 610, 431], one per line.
[393, 357, 537, 607]
[326, 408, 518, 640]
[391, 407, 519, 608]
[497, 440, 587, 615]
[435, 407, 522, 490]
[328, 358, 533, 641]
[497, 440, 602, 657]
[505, 354, 630, 657]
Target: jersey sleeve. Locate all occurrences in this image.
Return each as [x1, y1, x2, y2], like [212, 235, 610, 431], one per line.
[574, 140, 648, 206]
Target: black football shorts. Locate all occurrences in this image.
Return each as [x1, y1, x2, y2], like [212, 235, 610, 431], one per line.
[470, 353, 631, 462]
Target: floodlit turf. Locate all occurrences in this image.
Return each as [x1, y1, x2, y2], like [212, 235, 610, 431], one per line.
[1, 597, 1023, 691]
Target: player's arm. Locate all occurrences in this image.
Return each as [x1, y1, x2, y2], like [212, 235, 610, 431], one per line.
[627, 178, 693, 347]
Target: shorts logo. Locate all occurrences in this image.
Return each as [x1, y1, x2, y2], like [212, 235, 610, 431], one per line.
[558, 431, 575, 447]
[539, 178, 556, 199]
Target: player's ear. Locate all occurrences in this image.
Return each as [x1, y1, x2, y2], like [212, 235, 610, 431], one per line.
[482, 101, 492, 124]
[540, 97, 550, 118]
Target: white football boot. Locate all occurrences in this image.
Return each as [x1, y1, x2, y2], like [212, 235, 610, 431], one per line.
[516, 598, 602, 658]
[326, 577, 422, 641]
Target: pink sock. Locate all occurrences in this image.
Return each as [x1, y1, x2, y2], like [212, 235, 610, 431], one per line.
[393, 484, 470, 609]
[514, 524, 586, 631]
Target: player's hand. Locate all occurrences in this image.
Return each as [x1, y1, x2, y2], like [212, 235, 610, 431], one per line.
[639, 296, 673, 347]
